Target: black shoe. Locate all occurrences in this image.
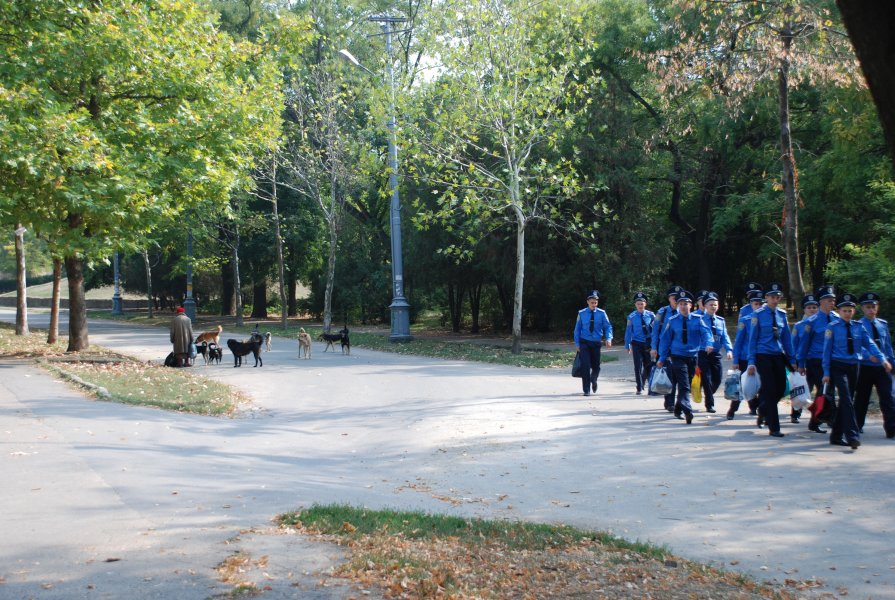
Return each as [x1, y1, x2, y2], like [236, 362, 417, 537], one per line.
[707, 407, 716, 413]
[749, 409, 758, 416]
[769, 431, 785, 438]
[636, 390, 642, 395]
[592, 381, 598, 393]
[756, 415, 764, 429]
[886, 430, 895, 440]
[583, 391, 590, 397]
[830, 440, 849, 447]
[790, 416, 800, 424]
[848, 439, 861, 449]
[809, 423, 827, 434]
[675, 412, 684, 420]
[666, 407, 674, 413]
[726, 408, 735, 420]
[685, 412, 693, 424]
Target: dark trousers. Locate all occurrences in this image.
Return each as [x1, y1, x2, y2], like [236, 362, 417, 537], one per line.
[631, 341, 652, 393]
[697, 350, 722, 409]
[670, 355, 696, 416]
[854, 364, 895, 435]
[756, 353, 787, 434]
[829, 361, 860, 443]
[579, 339, 602, 393]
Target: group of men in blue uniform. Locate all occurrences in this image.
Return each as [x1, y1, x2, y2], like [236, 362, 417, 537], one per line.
[575, 283, 895, 449]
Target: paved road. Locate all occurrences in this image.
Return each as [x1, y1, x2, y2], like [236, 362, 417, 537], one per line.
[2, 309, 894, 599]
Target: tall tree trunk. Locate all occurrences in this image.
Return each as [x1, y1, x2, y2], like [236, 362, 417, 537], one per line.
[251, 281, 268, 318]
[14, 224, 28, 336]
[322, 187, 339, 333]
[837, 1, 895, 166]
[447, 282, 464, 333]
[221, 256, 234, 316]
[47, 258, 61, 344]
[778, 15, 806, 315]
[143, 249, 154, 319]
[65, 255, 89, 351]
[468, 283, 482, 334]
[511, 205, 526, 354]
[271, 157, 288, 330]
[232, 226, 244, 327]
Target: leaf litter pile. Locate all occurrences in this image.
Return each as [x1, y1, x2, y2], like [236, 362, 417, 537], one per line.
[278, 505, 807, 600]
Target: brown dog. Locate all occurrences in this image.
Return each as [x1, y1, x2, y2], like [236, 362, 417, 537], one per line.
[195, 325, 222, 346]
[297, 328, 312, 359]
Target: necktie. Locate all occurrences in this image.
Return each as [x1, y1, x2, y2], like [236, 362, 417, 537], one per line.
[771, 311, 780, 340]
[846, 321, 854, 354]
[682, 318, 688, 345]
[640, 313, 648, 337]
[710, 317, 718, 342]
[589, 310, 595, 333]
[871, 320, 881, 345]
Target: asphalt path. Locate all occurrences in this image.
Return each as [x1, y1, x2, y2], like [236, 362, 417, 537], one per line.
[2, 308, 894, 599]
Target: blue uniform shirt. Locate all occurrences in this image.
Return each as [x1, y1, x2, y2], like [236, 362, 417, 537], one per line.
[747, 306, 795, 364]
[651, 304, 676, 349]
[791, 317, 810, 365]
[858, 317, 895, 366]
[732, 312, 753, 364]
[624, 309, 656, 349]
[701, 313, 733, 354]
[738, 303, 757, 320]
[823, 319, 887, 377]
[574, 307, 613, 346]
[658, 313, 712, 362]
[796, 310, 838, 367]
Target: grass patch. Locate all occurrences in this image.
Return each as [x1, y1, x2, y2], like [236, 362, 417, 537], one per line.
[276, 504, 797, 599]
[1, 322, 245, 416]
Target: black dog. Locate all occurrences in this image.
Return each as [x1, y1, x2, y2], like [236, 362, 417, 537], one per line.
[319, 328, 350, 355]
[208, 342, 223, 365]
[227, 338, 263, 367]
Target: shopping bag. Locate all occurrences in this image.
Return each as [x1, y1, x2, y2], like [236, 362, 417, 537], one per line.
[740, 369, 761, 401]
[691, 367, 702, 403]
[808, 384, 837, 426]
[723, 370, 740, 400]
[788, 371, 813, 410]
[572, 352, 582, 378]
[649, 365, 673, 395]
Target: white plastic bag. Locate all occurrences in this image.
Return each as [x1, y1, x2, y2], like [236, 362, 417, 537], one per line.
[740, 369, 761, 401]
[649, 366, 674, 395]
[788, 371, 813, 410]
[723, 369, 740, 400]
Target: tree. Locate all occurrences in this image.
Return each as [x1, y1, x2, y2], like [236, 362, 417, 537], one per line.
[0, 0, 283, 350]
[652, 0, 860, 311]
[408, 0, 597, 352]
[836, 2, 895, 165]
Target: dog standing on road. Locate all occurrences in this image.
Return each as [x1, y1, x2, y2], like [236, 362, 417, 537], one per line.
[319, 327, 350, 355]
[195, 325, 223, 346]
[227, 337, 263, 367]
[297, 328, 312, 359]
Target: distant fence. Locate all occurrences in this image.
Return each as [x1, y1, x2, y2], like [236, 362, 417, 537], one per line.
[0, 297, 147, 310]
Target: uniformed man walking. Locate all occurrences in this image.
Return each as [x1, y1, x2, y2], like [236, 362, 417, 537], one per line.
[823, 293, 892, 449]
[854, 292, 895, 439]
[792, 293, 825, 433]
[797, 285, 839, 433]
[651, 285, 683, 409]
[747, 283, 796, 438]
[698, 292, 733, 413]
[624, 292, 655, 395]
[727, 290, 765, 419]
[574, 290, 613, 396]
[656, 291, 713, 423]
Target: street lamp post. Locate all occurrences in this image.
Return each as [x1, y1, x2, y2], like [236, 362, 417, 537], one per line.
[341, 15, 412, 342]
[111, 252, 123, 315]
[184, 230, 197, 320]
